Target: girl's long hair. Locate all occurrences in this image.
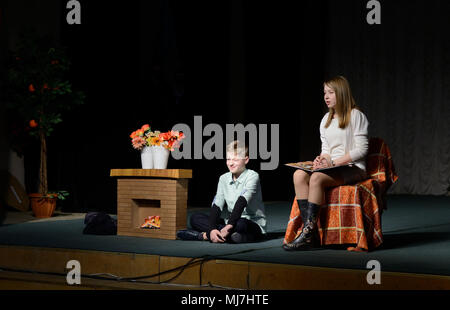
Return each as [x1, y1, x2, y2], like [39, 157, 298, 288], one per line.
[324, 76, 360, 129]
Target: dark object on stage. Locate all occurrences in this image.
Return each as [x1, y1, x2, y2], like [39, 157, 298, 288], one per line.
[83, 212, 117, 235]
[0, 170, 30, 212]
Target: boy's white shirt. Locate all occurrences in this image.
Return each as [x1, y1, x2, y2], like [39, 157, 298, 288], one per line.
[212, 168, 267, 234]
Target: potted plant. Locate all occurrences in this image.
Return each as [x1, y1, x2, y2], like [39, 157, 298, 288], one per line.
[130, 124, 184, 169]
[3, 33, 85, 218]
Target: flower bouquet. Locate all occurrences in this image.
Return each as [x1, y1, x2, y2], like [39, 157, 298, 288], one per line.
[130, 124, 184, 169]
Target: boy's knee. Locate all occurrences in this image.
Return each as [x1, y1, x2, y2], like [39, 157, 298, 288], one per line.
[234, 219, 249, 234]
[189, 213, 203, 229]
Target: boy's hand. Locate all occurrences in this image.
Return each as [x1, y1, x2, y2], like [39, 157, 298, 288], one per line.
[210, 229, 225, 243]
[220, 224, 233, 239]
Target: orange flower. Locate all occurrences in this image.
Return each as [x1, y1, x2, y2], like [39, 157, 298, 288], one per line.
[131, 136, 146, 150]
[170, 130, 185, 141]
[29, 120, 38, 128]
[130, 131, 137, 139]
[141, 124, 150, 131]
[159, 132, 171, 141]
[28, 84, 36, 92]
[150, 136, 161, 146]
[51, 60, 59, 65]
[136, 129, 144, 136]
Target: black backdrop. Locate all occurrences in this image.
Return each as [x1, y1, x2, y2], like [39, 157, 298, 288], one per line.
[2, 0, 449, 214]
[14, 0, 328, 213]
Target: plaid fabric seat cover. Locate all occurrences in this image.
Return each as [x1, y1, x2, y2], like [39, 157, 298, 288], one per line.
[283, 137, 398, 251]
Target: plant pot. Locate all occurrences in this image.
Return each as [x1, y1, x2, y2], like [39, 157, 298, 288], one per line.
[152, 145, 170, 169]
[140, 146, 154, 169]
[29, 193, 57, 218]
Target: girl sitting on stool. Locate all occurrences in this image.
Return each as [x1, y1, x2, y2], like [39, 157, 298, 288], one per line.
[283, 76, 369, 251]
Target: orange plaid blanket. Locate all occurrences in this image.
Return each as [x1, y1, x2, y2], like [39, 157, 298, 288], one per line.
[283, 137, 398, 251]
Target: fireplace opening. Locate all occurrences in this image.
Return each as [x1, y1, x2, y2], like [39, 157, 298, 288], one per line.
[131, 199, 161, 229]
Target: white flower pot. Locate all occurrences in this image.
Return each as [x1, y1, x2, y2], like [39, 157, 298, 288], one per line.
[152, 145, 170, 169]
[140, 146, 154, 169]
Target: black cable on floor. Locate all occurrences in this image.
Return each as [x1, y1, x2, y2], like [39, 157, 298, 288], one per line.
[0, 245, 280, 288]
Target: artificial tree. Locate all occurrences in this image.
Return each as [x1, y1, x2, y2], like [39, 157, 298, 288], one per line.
[4, 33, 85, 201]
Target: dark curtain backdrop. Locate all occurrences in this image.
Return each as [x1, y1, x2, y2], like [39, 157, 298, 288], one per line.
[53, 0, 318, 212]
[1, 0, 449, 214]
[323, 0, 450, 195]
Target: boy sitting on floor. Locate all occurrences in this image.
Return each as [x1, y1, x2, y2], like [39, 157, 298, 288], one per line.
[177, 141, 266, 243]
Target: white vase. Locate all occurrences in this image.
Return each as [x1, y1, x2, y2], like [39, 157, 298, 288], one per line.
[152, 145, 170, 169]
[140, 146, 154, 169]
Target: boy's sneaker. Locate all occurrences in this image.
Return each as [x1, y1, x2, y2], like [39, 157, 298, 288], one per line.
[176, 229, 204, 241]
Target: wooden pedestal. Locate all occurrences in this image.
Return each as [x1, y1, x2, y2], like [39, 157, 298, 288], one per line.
[110, 169, 192, 240]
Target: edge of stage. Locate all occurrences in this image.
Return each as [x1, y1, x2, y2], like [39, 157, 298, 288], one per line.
[1, 195, 450, 290]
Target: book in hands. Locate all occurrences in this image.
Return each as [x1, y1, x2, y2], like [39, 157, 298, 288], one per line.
[285, 161, 353, 172]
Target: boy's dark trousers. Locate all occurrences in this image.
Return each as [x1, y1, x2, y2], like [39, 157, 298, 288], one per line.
[189, 212, 263, 242]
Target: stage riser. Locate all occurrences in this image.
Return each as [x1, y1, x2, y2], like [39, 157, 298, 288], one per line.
[1, 246, 449, 290]
[0, 246, 160, 281]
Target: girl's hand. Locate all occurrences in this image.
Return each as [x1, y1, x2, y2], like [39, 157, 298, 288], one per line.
[313, 156, 321, 169]
[313, 156, 331, 170]
[320, 157, 331, 168]
[320, 154, 332, 166]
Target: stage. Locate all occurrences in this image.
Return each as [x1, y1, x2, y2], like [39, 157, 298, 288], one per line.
[1, 195, 450, 290]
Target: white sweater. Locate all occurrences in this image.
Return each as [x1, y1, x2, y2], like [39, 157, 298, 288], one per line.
[319, 109, 369, 171]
